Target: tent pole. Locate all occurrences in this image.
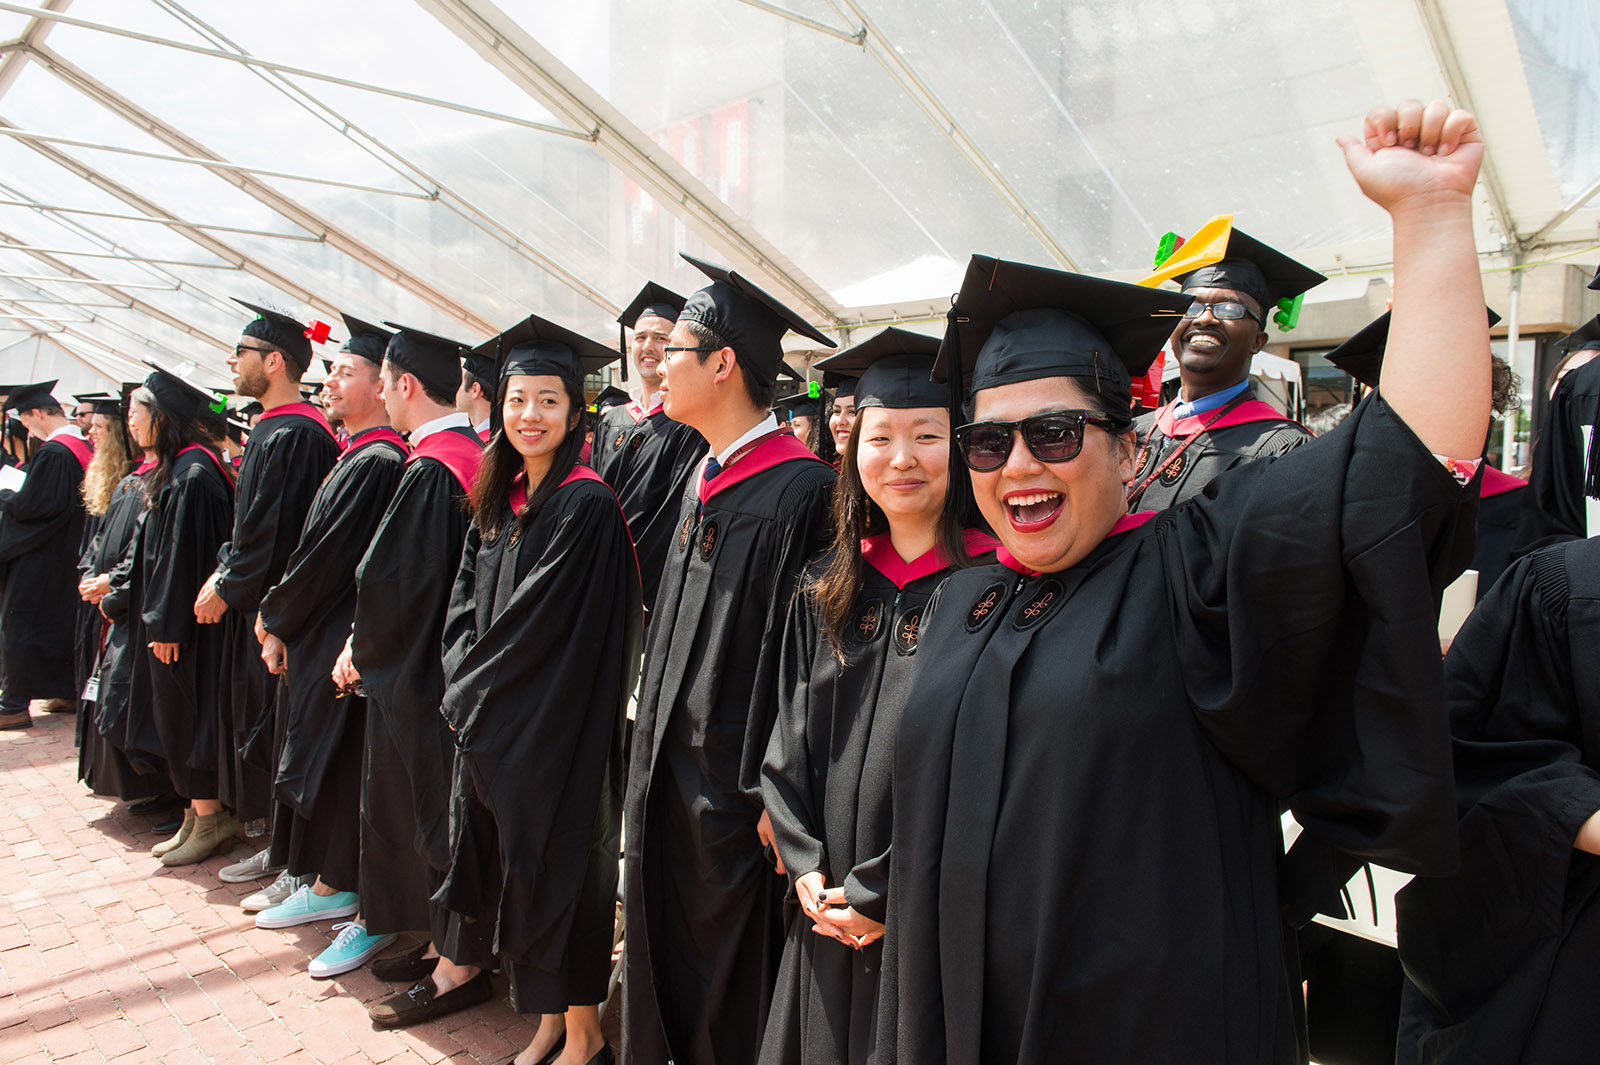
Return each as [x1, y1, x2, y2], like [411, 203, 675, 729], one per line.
[1501, 250, 1522, 471]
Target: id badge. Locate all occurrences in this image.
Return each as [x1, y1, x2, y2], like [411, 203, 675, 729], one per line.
[81, 672, 99, 702]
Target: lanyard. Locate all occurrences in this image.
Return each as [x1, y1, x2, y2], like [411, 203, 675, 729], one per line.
[1126, 393, 1248, 505]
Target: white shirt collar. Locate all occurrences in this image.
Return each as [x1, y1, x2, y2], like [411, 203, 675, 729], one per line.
[474, 417, 491, 435]
[47, 425, 85, 442]
[641, 390, 664, 413]
[410, 411, 470, 446]
[717, 413, 778, 467]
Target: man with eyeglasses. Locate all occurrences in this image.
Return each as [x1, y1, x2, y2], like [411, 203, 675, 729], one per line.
[181, 299, 340, 870]
[1127, 230, 1324, 510]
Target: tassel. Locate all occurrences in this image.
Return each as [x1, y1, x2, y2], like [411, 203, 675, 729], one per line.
[618, 324, 629, 382]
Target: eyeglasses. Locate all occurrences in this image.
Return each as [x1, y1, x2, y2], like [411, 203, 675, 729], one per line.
[1182, 300, 1261, 324]
[955, 409, 1123, 472]
[234, 343, 271, 357]
[662, 346, 721, 354]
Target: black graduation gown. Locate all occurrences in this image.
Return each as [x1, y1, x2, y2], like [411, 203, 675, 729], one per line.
[214, 408, 339, 822]
[1515, 355, 1600, 554]
[1395, 539, 1600, 1065]
[258, 428, 407, 887]
[1129, 388, 1312, 509]
[760, 541, 971, 1065]
[435, 470, 642, 1012]
[1471, 470, 1529, 600]
[352, 430, 478, 938]
[0, 437, 88, 699]
[889, 396, 1473, 1065]
[127, 450, 235, 800]
[593, 402, 707, 615]
[622, 439, 836, 1065]
[77, 471, 165, 799]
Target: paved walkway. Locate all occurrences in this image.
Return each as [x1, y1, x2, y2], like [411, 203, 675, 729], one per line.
[0, 706, 561, 1065]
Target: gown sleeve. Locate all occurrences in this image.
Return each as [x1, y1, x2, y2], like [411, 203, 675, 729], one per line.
[99, 508, 144, 624]
[1397, 541, 1600, 1030]
[738, 468, 836, 807]
[144, 467, 232, 646]
[1161, 392, 1477, 875]
[1515, 371, 1589, 554]
[215, 427, 334, 614]
[761, 575, 828, 885]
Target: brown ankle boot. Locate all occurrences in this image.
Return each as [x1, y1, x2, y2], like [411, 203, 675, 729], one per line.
[151, 808, 196, 856]
[160, 811, 229, 867]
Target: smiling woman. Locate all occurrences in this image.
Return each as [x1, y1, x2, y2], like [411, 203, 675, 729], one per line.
[886, 100, 1494, 1065]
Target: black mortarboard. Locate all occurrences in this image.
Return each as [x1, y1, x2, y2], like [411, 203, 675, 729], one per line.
[461, 351, 498, 395]
[1326, 305, 1503, 390]
[933, 256, 1192, 414]
[1588, 262, 1599, 292]
[227, 412, 250, 444]
[301, 381, 325, 401]
[476, 313, 618, 385]
[619, 281, 686, 330]
[593, 385, 630, 413]
[338, 313, 393, 367]
[1556, 315, 1600, 355]
[772, 388, 823, 421]
[678, 254, 836, 386]
[240, 400, 264, 418]
[4, 416, 24, 440]
[382, 322, 473, 398]
[233, 298, 326, 373]
[73, 392, 125, 417]
[1175, 228, 1326, 312]
[140, 362, 224, 424]
[1, 380, 59, 413]
[831, 377, 857, 400]
[815, 327, 946, 410]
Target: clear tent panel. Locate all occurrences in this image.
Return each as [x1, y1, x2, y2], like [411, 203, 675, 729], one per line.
[1506, 0, 1600, 204]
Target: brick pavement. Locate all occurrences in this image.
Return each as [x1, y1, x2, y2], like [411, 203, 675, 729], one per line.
[0, 706, 572, 1065]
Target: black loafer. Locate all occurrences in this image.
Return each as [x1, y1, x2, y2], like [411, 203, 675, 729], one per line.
[369, 940, 435, 983]
[368, 972, 492, 1029]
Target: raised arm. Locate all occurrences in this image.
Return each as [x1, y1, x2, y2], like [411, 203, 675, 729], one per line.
[1337, 99, 1489, 459]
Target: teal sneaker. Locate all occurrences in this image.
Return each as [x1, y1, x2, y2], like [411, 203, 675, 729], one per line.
[254, 885, 360, 929]
[309, 922, 395, 978]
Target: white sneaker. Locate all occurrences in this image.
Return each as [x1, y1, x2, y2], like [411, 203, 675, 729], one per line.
[218, 845, 283, 884]
[241, 871, 304, 912]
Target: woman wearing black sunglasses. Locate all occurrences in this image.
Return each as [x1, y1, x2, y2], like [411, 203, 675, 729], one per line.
[886, 100, 1491, 1065]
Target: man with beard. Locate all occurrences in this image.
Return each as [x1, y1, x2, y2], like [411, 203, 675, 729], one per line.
[592, 282, 707, 616]
[1127, 227, 1324, 509]
[0, 381, 91, 729]
[192, 299, 339, 875]
[249, 317, 409, 977]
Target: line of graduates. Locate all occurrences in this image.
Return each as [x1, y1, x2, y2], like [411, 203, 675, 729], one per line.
[4, 97, 1597, 1065]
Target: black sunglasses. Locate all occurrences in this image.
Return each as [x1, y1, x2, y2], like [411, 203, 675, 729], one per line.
[955, 409, 1123, 472]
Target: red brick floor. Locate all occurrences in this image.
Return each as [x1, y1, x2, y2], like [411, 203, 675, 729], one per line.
[0, 707, 552, 1065]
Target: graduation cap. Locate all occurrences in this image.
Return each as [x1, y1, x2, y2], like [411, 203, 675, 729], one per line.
[72, 392, 125, 417]
[232, 298, 330, 374]
[616, 281, 687, 383]
[337, 313, 392, 366]
[814, 327, 945, 411]
[0, 380, 60, 413]
[140, 362, 226, 424]
[678, 253, 836, 386]
[239, 399, 264, 419]
[933, 256, 1193, 420]
[475, 313, 618, 385]
[301, 381, 325, 401]
[1556, 315, 1600, 355]
[226, 411, 250, 444]
[1326, 305, 1503, 389]
[593, 385, 630, 413]
[772, 386, 824, 422]
[1589, 262, 1599, 292]
[1145, 219, 1325, 332]
[381, 322, 473, 398]
[461, 351, 498, 395]
[4, 416, 24, 441]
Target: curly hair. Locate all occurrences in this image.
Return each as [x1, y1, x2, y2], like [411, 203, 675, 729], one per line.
[80, 413, 134, 516]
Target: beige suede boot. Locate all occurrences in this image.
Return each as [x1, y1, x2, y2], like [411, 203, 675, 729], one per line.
[151, 808, 195, 856]
[160, 811, 231, 867]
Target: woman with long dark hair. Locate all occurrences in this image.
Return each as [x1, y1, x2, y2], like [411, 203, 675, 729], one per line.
[75, 394, 166, 800]
[430, 316, 641, 1065]
[759, 328, 992, 1065]
[124, 366, 237, 866]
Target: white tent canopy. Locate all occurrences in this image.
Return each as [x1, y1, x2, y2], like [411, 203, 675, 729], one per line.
[0, 0, 1592, 392]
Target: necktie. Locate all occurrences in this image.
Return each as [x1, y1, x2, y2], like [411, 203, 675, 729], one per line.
[702, 455, 722, 483]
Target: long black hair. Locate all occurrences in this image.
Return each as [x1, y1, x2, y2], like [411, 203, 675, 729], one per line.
[469, 372, 587, 540]
[134, 387, 229, 505]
